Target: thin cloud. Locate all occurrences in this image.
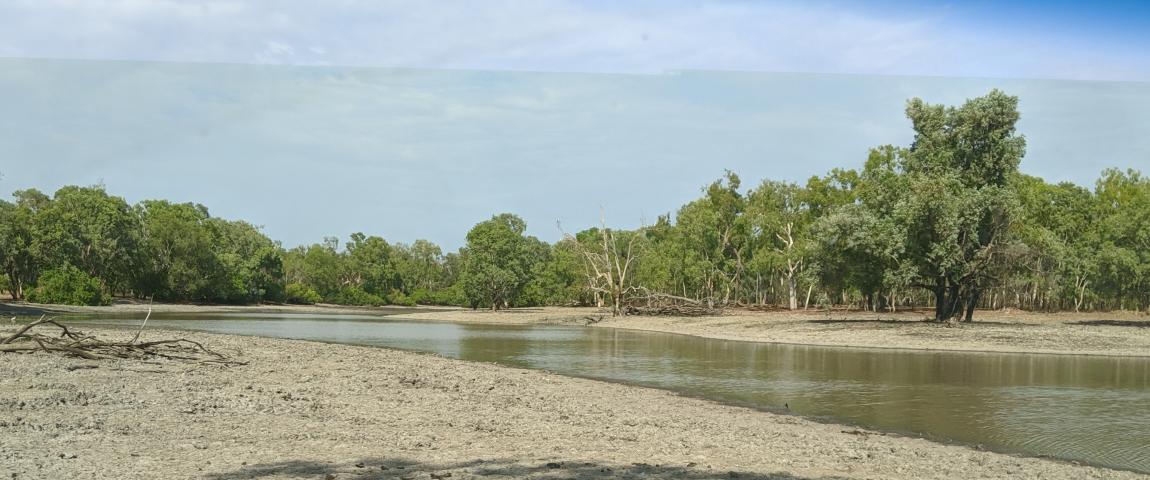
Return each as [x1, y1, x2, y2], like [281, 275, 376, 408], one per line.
[0, 0, 1146, 80]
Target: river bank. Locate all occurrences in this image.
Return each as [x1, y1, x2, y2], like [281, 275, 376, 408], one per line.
[396, 307, 1150, 357]
[5, 300, 1149, 357]
[1, 327, 1142, 479]
[0, 299, 448, 317]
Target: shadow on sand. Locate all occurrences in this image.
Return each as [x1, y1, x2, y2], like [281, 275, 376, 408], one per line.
[1072, 320, 1150, 328]
[201, 457, 848, 480]
[806, 318, 1023, 327]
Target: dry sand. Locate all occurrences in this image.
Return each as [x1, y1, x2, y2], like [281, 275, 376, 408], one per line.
[1, 327, 1143, 480]
[396, 307, 1150, 357]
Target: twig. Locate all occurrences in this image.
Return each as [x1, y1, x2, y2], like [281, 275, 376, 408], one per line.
[131, 299, 154, 345]
[1, 315, 47, 344]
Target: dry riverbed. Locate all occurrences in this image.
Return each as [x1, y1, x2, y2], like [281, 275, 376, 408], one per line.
[398, 307, 1150, 357]
[1, 327, 1143, 480]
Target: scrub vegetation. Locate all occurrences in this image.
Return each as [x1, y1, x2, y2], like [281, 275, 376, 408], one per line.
[2, 90, 1148, 321]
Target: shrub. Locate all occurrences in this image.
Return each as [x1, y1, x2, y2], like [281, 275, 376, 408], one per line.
[388, 289, 417, 306]
[26, 266, 110, 306]
[284, 282, 323, 304]
[328, 286, 385, 306]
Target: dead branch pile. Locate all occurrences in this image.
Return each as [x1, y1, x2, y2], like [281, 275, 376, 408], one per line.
[740, 304, 789, 312]
[626, 290, 723, 317]
[624, 304, 721, 317]
[0, 315, 245, 366]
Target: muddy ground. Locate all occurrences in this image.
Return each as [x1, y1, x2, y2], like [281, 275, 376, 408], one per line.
[0, 327, 1143, 479]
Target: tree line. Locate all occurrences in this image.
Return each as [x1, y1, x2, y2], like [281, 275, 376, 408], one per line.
[2, 90, 1147, 320]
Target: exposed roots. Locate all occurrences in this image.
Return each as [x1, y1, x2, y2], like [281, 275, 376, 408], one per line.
[0, 315, 245, 366]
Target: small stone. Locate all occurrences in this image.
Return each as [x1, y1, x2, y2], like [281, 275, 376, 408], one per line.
[546, 462, 562, 469]
[355, 463, 365, 468]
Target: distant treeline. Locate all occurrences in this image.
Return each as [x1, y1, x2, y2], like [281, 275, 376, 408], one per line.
[2, 90, 1148, 319]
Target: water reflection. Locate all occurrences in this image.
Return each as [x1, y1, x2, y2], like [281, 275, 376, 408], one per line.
[73, 314, 1150, 472]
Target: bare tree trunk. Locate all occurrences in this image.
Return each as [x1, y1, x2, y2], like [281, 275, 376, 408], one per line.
[963, 289, 980, 322]
[1074, 275, 1089, 313]
[786, 273, 798, 310]
[804, 284, 813, 310]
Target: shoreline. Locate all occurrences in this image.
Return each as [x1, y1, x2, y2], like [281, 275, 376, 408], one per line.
[1, 327, 1143, 479]
[5, 301, 1149, 357]
[395, 307, 1150, 358]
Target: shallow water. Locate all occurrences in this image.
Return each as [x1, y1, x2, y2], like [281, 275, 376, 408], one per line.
[71, 313, 1150, 473]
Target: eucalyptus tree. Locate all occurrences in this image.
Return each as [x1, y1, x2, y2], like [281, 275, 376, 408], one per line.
[391, 239, 446, 299]
[746, 180, 810, 309]
[344, 232, 394, 297]
[673, 171, 747, 306]
[522, 237, 585, 307]
[283, 237, 344, 300]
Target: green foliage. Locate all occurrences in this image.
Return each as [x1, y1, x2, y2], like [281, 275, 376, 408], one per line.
[285, 282, 323, 304]
[3, 90, 1146, 316]
[0, 196, 41, 299]
[36, 186, 139, 292]
[458, 214, 541, 309]
[329, 286, 386, 306]
[27, 265, 110, 306]
[387, 289, 417, 306]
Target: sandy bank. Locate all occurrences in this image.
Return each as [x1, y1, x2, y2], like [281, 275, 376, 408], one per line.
[396, 307, 1150, 357]
[0, 300, 457, 317]
[5, 300, 1148, 357]
[0, 327, 1140, 480]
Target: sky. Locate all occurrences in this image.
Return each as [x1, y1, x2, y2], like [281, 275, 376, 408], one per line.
[1, 1, 1148, 250]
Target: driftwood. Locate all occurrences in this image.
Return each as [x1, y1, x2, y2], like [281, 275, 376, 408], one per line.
[0, 315, 245, 366]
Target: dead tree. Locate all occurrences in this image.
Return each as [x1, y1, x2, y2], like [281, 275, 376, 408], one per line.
[559, 210, 644, 317]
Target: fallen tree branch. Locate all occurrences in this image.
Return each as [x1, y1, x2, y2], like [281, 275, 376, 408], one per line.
[0, 317, 245, 366]
[129, 299, 153, 344]
[625, 289, 724, 317]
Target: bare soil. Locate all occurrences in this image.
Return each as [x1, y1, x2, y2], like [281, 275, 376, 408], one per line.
[1, 327, 1142, 480]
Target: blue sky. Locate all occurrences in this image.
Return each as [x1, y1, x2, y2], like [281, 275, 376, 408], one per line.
[1, 1, 1148, 250]
[2, 0, 1149, 80]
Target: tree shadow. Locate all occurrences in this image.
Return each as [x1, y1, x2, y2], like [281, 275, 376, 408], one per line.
[806, 318, 1022, 327]
[1072, 320, 1150, 328]
[202, 456, 848, 480]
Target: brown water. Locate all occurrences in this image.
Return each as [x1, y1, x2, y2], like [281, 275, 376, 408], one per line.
[73, 313, 1150, 473]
